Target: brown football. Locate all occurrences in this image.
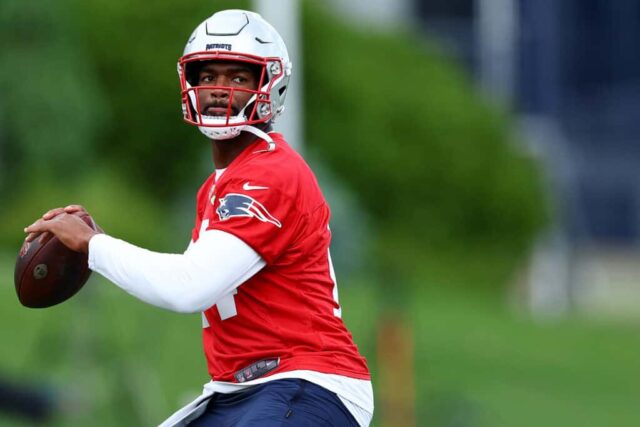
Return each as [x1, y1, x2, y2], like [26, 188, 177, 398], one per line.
[14, 215, 97, 308]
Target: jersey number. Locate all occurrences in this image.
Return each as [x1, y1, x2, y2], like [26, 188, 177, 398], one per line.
[328, 249, 342, 318]
[211, 250, 342, 322]
[216, 289, 238, 320]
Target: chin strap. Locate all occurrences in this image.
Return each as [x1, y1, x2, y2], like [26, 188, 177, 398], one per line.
[244, 125, 276, 152]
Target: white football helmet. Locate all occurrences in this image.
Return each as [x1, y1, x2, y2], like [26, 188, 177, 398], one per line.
[178, 9, 292, 141]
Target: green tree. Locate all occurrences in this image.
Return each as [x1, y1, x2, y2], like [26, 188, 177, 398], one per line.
[302, 3, 546, 289]
[0, 0, 106, 189]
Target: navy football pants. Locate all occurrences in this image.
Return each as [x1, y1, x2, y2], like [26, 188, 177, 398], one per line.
[188, 379, 359, 426]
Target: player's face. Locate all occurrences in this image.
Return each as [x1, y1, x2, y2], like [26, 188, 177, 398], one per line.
[195, 61, 260, 118]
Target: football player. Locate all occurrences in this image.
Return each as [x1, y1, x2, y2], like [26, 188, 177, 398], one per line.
[25, 9, 373, 427]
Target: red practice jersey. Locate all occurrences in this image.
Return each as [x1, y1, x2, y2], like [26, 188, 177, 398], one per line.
[191, 133, 370, 383]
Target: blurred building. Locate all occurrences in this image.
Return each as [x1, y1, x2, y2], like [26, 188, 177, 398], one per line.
[326, 0, 412, 28]
[326, 0, 640, 317]
[422, 0, 640, 317]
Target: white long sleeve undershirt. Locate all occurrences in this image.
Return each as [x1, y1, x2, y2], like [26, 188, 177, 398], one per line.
[87, 230, 266, 313]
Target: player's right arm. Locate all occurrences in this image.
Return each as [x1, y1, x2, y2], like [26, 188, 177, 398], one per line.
[25, 205, 266, 314]
[87, 230, 266, 313]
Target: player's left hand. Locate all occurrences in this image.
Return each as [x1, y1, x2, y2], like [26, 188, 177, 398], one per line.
[24, 213, 100, 253]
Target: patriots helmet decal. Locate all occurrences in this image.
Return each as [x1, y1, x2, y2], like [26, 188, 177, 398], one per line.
[217, 193, 282, 228]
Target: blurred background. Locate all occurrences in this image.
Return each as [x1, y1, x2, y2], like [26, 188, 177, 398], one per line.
[1, 0, 638, 425]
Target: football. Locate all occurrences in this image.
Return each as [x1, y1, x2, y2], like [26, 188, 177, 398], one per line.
[14, 215, 97, 308]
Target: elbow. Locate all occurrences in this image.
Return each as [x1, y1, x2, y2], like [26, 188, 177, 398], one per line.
[167, 305, 203, 314]
[157, 284, 219, 314]
[144, 263, 230, 313]
[150, 266, 213, 313]
[161, 295, 209, 314]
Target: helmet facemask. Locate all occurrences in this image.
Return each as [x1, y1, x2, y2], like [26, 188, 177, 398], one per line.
[178, 52, 286, 140]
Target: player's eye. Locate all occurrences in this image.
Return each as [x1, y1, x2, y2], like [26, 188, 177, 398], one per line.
[200, 74, 216, 84]
[232, 76, 248, 84]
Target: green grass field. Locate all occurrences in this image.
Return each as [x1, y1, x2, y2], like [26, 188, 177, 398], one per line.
[1, 253, 639, 426]
[409, 287, 640, 426]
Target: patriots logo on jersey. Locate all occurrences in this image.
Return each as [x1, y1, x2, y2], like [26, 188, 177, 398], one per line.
[217, 193, 282, 228]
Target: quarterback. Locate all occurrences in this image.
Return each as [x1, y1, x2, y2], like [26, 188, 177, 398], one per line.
[25, 9, 373, 427]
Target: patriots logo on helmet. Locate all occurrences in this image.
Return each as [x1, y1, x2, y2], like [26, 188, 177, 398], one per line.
[217, 193, 282, 228]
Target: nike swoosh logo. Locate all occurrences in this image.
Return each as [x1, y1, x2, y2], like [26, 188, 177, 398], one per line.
[242, 182, 269, 191]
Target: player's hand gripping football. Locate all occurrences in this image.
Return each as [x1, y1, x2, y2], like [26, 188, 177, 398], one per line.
[24, 205, 102, 253]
